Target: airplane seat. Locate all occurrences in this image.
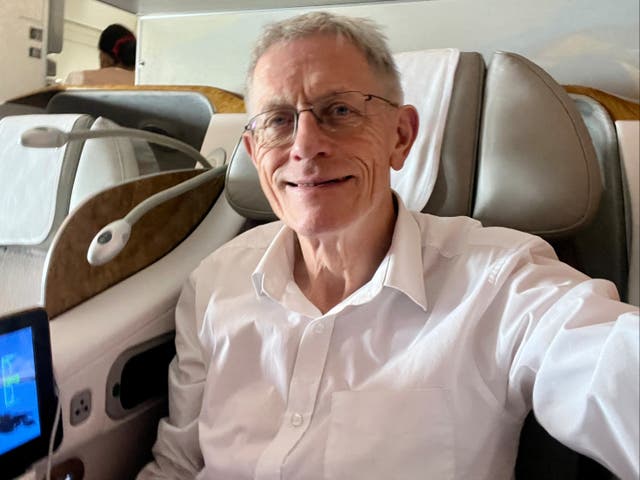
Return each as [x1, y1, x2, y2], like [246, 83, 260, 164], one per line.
[224, 49, 632, 479]
[24, 107, 247, 478]
[566, 94, 631, 302]
[0, 113, 141, 315]
[0, 87, 248, 479]
[46, 87, 245, 171]
[473, 51, 626, 479]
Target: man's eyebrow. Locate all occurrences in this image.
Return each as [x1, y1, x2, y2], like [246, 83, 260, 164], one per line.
[257, 100, 293, 112]
[255, 90, 351, 113]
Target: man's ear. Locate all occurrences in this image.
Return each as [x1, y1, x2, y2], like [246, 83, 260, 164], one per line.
[242, 132, 258, 167]
[390, 105, 419, 171]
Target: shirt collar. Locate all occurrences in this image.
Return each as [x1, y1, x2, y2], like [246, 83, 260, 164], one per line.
[382, 195, 428, 311]
[251, 194, 427, 312]
[251, 224, 295, 302]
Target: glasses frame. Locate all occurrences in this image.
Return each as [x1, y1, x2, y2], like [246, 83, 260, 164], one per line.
[244, 90, 399, 148]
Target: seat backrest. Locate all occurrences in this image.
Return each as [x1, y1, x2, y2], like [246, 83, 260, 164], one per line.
[567, 94, 629, 300]
[474, 51, 629, 301]
[474, 51, 625, 479]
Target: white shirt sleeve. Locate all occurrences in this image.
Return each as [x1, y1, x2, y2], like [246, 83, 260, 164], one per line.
[503, 238, 639, 480]
[137, 273, 205, 479]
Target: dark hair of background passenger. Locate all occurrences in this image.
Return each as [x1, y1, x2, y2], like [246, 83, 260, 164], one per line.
[99, 24, 136, 69]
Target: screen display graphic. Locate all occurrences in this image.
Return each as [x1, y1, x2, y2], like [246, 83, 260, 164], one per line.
[0, 326, 41, 455]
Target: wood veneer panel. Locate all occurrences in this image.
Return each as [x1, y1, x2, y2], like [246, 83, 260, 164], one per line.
[44, 169, 224, 319]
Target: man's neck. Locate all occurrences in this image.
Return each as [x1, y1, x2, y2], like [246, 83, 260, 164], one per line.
[293, 197, 398, 314]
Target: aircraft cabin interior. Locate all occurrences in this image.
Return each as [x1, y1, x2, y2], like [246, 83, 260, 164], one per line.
[0, 0, 638, 479]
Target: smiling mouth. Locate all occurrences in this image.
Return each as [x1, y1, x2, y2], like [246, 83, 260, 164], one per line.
[286, 176, 353, 187]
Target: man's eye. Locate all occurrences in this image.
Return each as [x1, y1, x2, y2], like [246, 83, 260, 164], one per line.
[326, 103, 357, 118]
[263, 111, 294, 129]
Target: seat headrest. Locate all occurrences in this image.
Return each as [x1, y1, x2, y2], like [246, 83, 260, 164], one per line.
[473, 51, 602, 237]
[0, 114, 140, 247]
[225, 141, 276, 222]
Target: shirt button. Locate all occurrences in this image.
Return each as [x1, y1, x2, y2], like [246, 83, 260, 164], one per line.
[313, 323, 325, 334]
[291, 412, 303, 427]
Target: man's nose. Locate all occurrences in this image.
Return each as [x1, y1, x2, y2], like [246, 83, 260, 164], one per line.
[290, 109, 332, 160]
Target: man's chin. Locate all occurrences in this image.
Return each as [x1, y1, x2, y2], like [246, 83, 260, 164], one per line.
[285, 214, 353, 239]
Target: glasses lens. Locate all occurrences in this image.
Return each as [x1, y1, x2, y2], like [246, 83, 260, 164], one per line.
[250, 109, 296, 147]
[316, 92, 366, 131]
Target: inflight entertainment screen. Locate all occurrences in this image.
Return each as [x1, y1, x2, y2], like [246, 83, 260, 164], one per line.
[0, 326, 41, 455]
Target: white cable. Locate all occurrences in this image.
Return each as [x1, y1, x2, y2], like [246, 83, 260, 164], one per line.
[126, 162, 226, 224]
[46, 387, 62, 480]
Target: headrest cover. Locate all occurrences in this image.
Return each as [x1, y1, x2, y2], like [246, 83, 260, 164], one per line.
[391, 48, 460, 210]
[69, 116, 140, 211]
[473, 51, 601, 236]
[0, 114, 94, 246]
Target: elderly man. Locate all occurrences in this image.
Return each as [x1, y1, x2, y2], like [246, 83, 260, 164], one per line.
[139, 11, 639, 480]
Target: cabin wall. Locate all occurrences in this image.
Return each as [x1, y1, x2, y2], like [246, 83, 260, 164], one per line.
[137, 0, 639, 101]
[0, 0, 50, 102]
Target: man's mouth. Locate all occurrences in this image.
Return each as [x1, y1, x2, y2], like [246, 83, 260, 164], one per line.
[286, 176, 353, 187]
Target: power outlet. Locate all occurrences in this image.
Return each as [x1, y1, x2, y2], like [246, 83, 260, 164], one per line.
[70, 389, 91, 426]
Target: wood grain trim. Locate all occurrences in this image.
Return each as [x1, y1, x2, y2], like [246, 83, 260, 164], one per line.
[44, 169, 224, 319]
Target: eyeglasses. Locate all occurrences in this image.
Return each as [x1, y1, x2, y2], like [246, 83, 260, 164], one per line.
[244, 90, 399, 148]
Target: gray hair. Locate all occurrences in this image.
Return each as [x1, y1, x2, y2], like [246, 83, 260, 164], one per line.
[245, 11, 402, 109]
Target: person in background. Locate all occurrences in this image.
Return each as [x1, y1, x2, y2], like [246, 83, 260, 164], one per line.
[65, 24, 136, 86]
[138, 11, 639, 480]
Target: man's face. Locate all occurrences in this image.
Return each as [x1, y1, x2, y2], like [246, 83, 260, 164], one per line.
[244, 34, 414, 238]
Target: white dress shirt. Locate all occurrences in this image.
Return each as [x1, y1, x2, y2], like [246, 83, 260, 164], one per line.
[139, 198, 639, 480]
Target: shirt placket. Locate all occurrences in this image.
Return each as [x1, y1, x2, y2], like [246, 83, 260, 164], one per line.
[254, 314, 336, 480]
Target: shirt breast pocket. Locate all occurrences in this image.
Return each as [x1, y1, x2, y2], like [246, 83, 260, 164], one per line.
[324, 389, 454, 480]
